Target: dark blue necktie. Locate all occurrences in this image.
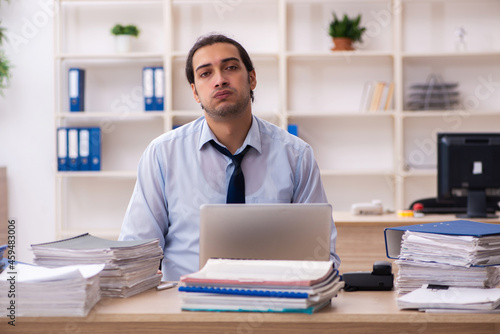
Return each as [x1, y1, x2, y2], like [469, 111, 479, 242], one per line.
[210, 140, 250, 204]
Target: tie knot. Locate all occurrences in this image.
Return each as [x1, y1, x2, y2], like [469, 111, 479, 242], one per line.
[210, 140, 250, 166]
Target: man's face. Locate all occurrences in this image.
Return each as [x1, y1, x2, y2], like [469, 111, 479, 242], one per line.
[191, 43, 256, 121]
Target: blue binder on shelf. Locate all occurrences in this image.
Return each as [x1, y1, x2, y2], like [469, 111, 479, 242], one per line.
[78, 128, 90, 171]
[384, 220, 500, 260]
[57, 127, 68, 171]
[88, 127, 101, 171]
[287, 124, 298, 136]
[154, 66, 164, 111]
[142, 67, 155, 111]
[67, 128, 79, 171]
[69, 68, 85, 112]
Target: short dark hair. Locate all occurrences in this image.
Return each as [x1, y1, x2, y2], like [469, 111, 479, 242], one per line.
[185, 34, 255, 101]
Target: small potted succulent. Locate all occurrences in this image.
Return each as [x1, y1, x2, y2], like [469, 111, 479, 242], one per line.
[0, 22, 11, 96]
[111, 24, 140, 53]
[328, 13, 366, 51]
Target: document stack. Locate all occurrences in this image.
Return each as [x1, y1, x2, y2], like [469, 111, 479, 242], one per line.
[385, 220, 500, 296]
[0, 244, 6, 273]
[179, 259, 344, 314]
[31, 233, 163, 298]
[0, 263, 104, 317]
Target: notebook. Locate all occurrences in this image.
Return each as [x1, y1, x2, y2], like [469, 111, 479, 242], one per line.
[199, 203, 332, 269]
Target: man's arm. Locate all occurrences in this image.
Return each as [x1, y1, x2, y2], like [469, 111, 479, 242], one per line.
[119, 142, 168, 250]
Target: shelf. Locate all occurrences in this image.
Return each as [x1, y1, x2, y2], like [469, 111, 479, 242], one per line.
[402, 110, 500, 117]
[56, 112, 165, 120]
[402, 51, 500, 59]
[287, 51, 394, 59]
[56, 53, 164, 60]
[288, 111, 396, 118]
[56, 171, 137, 178]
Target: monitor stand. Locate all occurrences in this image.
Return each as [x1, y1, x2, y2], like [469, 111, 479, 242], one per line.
[457, 189, 498, 219]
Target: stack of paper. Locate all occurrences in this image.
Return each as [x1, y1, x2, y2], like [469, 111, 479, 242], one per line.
[179, 259, 344, 314]
[0, 263, 104, 317]
[384, 220, 500, 296]
[395, 260, 500, 294]
[0, 244, 6, 273]
[31, 233, 163, 298]
[398, 285, 500, 311]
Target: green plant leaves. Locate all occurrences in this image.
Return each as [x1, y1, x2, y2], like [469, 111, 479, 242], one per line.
[328, 13, 366, 43]
[111, 24, 140, 37]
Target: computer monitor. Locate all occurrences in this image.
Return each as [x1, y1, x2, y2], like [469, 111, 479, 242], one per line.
[437, 132, 500, 218]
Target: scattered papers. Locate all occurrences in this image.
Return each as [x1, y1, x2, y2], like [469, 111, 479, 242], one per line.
[398, 285, 500, 311]
[0, 263, 104, 317]
[31, 233, 163, 298]
[179, 259, 344, 314]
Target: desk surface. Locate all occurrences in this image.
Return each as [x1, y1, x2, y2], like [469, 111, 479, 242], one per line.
[3, 286, 499, 334]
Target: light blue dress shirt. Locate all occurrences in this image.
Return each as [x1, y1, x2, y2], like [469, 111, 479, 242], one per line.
[119, 115, 340, 280]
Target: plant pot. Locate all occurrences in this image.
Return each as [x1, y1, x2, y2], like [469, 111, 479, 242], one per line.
[115, 35, 132, 53]
[331, 37, 354, 51]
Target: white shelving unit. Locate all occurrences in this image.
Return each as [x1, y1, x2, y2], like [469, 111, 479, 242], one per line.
[54, 0, 500, 239]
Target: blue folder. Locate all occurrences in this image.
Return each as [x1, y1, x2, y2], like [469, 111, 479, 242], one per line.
[69, 68, 85, 112]
[57, 127, 68, 171]
[384, 220, 500, 260]
[88, 127, 101, 171]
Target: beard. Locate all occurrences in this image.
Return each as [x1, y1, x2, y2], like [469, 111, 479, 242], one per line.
[201, 89, 252, 121]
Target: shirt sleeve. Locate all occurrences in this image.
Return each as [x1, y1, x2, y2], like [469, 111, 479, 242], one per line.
[118, 142, 169, 250]
[292, 144, 341, 269]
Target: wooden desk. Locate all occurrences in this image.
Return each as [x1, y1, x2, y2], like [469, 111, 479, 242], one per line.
[2, 287, 499, 334]
[333, 212, 500, 273]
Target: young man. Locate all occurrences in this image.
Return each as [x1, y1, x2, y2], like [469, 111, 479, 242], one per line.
[119, 34, 340, 280]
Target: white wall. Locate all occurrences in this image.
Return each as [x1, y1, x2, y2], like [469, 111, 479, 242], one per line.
[0, 1, 56, 263]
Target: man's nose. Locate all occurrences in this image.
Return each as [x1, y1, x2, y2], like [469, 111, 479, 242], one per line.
[214, 71, 228, 88]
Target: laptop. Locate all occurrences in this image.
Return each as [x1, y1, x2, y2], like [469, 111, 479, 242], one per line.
[199, 203, 332, 269]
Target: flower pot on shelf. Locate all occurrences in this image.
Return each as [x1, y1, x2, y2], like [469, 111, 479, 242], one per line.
[331, 37, 354, 51]
[115, 35, 132, 53]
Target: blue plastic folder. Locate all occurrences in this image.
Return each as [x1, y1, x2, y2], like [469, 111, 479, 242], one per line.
[385, 220, 500, 261]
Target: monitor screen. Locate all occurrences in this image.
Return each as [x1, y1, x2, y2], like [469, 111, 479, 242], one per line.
[437, 133, 500, 218]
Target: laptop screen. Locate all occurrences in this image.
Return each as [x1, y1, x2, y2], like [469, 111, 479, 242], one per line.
[199, 203, 332, 269]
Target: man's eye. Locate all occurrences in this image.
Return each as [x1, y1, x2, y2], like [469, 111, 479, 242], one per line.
[226, 65, 237, 70]
[199, 71, 210, 78]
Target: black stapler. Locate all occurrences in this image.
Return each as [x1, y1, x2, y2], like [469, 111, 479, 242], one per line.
[342, 261, 394, 292]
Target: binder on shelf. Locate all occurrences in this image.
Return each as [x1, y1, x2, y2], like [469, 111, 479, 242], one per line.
[154, 66, 164, 111]
[57, 127, 68, 171]
[56, 127, 101, 172]
[142, 67, 155, 111]
[78, 128, 90, 171]
[67, 128, 79, 171]
[287, 124, 298, 136]
[384, 220, 500, 263]
[88, 127, 101, 171]
[69, 68, 85, 112]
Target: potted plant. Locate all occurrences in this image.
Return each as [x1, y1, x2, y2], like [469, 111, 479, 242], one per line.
[328, 13, 366, 51]
[0, 21, 11, 96]
[110, 24, 140, 53]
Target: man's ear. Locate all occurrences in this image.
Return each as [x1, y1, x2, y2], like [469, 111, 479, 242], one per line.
[249, 69, 257, 90]
[191, 83, 200, 103]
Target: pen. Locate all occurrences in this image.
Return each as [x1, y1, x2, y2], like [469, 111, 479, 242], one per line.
[156, 282, 178, 291]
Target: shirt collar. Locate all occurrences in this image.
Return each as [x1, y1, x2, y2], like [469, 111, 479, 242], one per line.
[198, 115, 262, 154]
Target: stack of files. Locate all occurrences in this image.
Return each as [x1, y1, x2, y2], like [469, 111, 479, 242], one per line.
[397, 284, 500, 312]
[0, 263, 104, 317]
[394, 260, 500, 294]
[31, 233, 163, 298]
[0, 244, 6, 273]
[179, 259, 344, 314]
[385, 220, 500, 294]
